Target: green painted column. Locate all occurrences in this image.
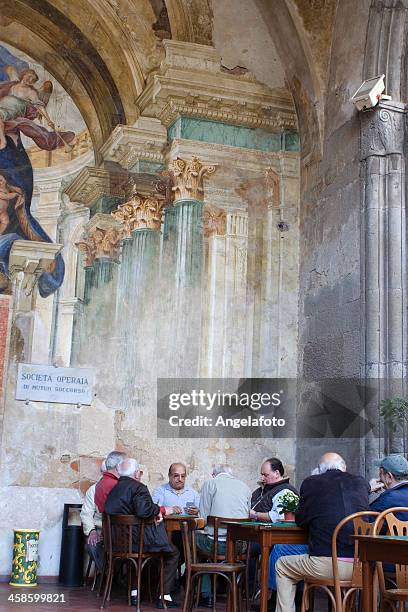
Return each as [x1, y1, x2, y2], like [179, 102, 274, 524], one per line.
[111, 194, 165, 409]
[160, 156, 216, 377]
[119, 228, 161, 408]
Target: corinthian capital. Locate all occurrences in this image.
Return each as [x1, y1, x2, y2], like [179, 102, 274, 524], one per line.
[112, 193, 166, 233]
[168, 156, 216, 201]
[76, 213, 122, 265]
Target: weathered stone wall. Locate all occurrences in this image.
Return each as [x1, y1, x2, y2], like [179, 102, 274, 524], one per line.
[296, 0, 373, 481]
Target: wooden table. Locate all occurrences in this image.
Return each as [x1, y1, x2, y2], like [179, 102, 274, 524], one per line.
[355, 534, 408, 612]
[164, 514, 205, 534]
[226, 521, 308, 612]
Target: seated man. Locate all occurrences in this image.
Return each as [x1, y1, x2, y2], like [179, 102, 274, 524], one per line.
[249, 458, 298, 598]
[198, 465, 251, 608]
[94, 450, 127, 512]
[152, 462, 200, 515]
[104, 458, 180, 609]
[80, 460, 106, 573]
[275, 452, 370, 612]
[370, 454, 408, 515]
[250, 457, 298, 523]
[152, 462, 200, 565]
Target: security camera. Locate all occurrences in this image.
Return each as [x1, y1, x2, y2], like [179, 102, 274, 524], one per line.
[351, 74, 391, 111]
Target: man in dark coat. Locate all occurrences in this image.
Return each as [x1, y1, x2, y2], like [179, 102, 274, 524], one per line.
[104, 458, 179, 609]
[250, 457, 298, 522]
[275, 452, 370, 612]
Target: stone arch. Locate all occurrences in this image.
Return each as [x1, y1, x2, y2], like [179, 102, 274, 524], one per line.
[253, 0, 325, 163]
[0, 0, 171, 153]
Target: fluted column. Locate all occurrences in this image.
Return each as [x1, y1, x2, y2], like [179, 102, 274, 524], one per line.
[73, 214, 122, 378]
[201, 207, 248, 377]
[360, 100, 407, 455]
[111, 193, 165, 408]
[161, 156, 216, 377]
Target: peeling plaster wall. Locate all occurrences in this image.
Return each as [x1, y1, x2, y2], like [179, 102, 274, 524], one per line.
[212, 0, 285, 89]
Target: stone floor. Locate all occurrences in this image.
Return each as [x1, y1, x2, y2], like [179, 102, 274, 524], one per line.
[0, 583, 332, 611]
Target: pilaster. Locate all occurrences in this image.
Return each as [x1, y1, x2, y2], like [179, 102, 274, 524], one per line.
[360, 100, 407, 454]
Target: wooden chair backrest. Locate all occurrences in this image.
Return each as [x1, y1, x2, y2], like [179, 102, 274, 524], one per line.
[181, 520, 200, 571]
[103, 513, 156, 559]
[207, 516, 251, 561]
[331, 511, 380, 610]
[373, 506, 408, 590]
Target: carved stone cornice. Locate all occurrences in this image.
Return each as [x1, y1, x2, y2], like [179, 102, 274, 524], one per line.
[360, 101, 406, 160]
[168, 138, 299, 178]
[63, 167, 127, 208]
[203, 205, 227, 237]
[167, 156, 216, 201]
[76, 213, 123, 266]
[137, 41, 297, 131]
[99, 119, 167, 168]
[9, 241, 62, 310]
[112, 193, 166, 234]
[158, 95, 297, 131]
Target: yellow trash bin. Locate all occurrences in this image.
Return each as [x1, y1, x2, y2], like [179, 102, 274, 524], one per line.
[10, 529, 40, 587]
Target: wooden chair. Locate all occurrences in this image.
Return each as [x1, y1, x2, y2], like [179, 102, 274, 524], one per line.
[206, 516, 251, 612]
[301, 510, 380, 612]
[84, 555, 99, 590]
[99, 513, 166, 611]
[181, 519, 246, 612]
[373, 506, 408, 612]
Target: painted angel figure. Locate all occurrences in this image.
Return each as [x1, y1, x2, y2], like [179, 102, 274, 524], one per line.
[0, 66, 74, 151]
[0, 64, 75, 296]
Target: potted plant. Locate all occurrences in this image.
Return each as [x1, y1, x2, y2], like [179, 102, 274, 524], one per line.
[277, 490, 299, 522]
[380, 397, 408, 455]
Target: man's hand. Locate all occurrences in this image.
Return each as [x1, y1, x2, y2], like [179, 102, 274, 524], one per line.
[187, 505, 199, 515]
[155, 512, 164, 524]
[249, 509, 257, 520]
[165, 505, 182, 515]
[87, 530, 100, 546]
[369, 478, 385, 493]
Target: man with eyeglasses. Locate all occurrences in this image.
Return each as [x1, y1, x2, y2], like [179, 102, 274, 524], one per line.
[152, 462, 200, 515]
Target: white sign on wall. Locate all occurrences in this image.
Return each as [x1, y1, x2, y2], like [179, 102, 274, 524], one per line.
[15, 363, 94, 405]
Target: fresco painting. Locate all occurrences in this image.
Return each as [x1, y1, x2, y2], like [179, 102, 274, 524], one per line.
[0, 44, 75, 295]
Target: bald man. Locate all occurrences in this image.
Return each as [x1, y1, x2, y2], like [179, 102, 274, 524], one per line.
[275, 453, 370, 612]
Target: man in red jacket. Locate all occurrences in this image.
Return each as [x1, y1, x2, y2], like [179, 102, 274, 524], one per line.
[95, 450, 127, 512]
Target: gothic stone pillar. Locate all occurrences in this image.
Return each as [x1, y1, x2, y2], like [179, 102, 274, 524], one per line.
[360, 100, 407, 455]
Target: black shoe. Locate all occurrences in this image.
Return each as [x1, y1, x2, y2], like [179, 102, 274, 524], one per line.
[156, 598, 179, 609]
[130, 595, 138, 606]
[251, 590, 276, 612]
[198, 595, 214, 608]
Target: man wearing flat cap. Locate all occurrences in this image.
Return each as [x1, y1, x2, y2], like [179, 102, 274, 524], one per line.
[370, 454, 408, 518]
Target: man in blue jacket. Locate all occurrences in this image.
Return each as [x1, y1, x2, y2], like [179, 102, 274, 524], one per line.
[275, 452, 370, 612]
[370, 454, 408, 518]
